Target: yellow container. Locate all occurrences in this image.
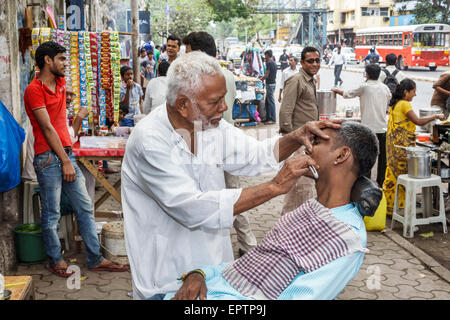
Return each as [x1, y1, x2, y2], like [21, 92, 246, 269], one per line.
[364, 192, 387, 231]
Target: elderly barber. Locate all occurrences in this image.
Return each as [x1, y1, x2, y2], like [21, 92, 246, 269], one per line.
[121, 51, 341, 300]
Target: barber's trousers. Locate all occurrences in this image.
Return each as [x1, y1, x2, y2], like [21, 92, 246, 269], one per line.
[225, 172, 257, 254]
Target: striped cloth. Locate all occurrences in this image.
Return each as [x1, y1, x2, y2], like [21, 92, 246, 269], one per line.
[222, 199, 369, 300]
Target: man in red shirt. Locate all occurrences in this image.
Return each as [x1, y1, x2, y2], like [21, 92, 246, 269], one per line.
[24, 41, 128, 277]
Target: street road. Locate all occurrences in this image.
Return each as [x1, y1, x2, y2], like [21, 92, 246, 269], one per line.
[275, 65, 449, 115]
[315, 65, 450, 114]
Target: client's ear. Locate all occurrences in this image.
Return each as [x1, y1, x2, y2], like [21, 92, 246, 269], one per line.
[335, 146, 352, 165]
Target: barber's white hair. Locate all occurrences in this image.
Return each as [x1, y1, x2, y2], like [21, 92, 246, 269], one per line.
[166, 51, 223, 107]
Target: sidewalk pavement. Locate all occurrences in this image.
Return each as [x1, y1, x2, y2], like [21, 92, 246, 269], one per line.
[11, 170, 450, 300]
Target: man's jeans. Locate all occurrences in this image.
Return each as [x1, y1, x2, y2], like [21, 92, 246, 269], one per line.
[33, 150, 103, 268]
[265, 83, 277, 122]
[334, 64, 343, 86]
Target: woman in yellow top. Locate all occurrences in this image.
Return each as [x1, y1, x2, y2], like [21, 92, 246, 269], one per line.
[383, 79, 445, 214]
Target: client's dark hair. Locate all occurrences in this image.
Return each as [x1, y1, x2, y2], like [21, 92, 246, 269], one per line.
[333, 122, 379, 177]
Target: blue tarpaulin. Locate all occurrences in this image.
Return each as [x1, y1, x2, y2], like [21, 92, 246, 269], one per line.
[0, 100, 25, 192]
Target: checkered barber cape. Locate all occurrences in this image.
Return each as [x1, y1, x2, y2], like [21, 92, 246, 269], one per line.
[222, 199, 368, 300]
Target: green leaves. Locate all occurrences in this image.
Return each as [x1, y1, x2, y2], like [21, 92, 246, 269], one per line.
[206, 0, 251, 22]
[395, 0, 449, 24]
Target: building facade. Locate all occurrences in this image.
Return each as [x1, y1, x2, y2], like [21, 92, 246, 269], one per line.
[327, 0, 395, 47]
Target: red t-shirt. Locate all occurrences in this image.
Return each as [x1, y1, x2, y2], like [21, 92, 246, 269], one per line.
[24, 77, 72, 155]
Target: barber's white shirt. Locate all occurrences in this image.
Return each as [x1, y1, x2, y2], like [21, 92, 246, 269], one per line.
[121, 105, 282, 300]
[343, 80, 392, 134]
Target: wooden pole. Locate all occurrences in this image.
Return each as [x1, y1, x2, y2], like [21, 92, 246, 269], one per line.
[131, 0, 139, 83]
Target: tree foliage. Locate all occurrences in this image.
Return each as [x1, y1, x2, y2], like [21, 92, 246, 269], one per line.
[144, 0, 212, 43]
[205, 0, 253, 22]
[395, 0, 449, 24]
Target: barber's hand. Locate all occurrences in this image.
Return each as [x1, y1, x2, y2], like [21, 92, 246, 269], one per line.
[435, 114, 446, 121]
[290, 120, 342, 153]
[271, 154, 318, 195]
[62, 160, 76, 182]
[171, 273, 207, 300]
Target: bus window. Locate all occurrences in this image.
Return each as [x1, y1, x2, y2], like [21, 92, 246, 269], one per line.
[403, 34, 408, 47]
[389, 34, 393, 45]
[414, 33, 435, 47]
[383, 34, 388, 45]
[434, 33, 449, 47]
[393, 34, 398, 46]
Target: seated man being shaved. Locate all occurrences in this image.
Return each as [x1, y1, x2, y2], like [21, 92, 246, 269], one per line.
[163, 121, 378, 300]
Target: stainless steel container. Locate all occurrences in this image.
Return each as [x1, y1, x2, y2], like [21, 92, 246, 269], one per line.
[317, 90, 337, 115]
[345, 108, 353, 118]
[406, 147, 432, 179]
[419, 107, 441, 132]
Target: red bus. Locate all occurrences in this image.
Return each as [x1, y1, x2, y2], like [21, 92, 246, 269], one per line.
[355, 24, 450, 71]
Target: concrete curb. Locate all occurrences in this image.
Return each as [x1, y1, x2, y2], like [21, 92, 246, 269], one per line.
[383, 229, 450, 283]
[322, 65, 437, 83]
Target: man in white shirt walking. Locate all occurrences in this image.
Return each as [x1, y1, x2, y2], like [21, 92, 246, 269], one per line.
[121, 51, 341, 300]
[332, 64, 391, 187]
[278, 56, 299, 103]
[328, 45, 346, 87]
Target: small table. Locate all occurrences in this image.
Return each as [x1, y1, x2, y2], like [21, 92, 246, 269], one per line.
[72, 142, 125, 218]
[4, 276, 34, 300]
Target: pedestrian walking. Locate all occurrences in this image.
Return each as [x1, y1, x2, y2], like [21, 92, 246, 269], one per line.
[328, 45, 346, 87]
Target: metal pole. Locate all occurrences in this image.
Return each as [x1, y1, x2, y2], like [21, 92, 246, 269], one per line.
[131, 0, 139, 83]
[338, 1, 341, 44]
